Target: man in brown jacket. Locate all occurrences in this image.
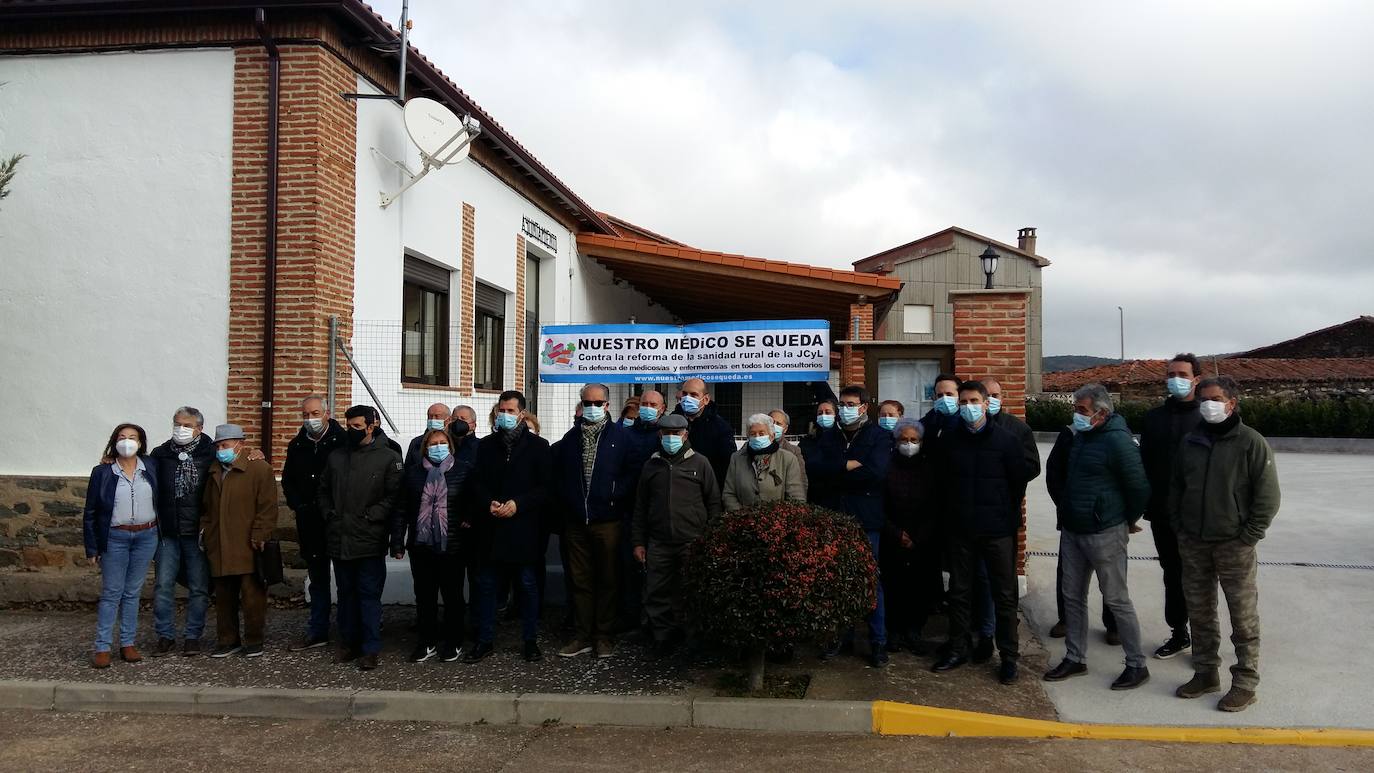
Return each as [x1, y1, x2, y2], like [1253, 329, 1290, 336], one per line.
[202, 424, 279, 658]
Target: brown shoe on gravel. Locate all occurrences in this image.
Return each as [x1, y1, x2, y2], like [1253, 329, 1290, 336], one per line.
[1218, 687, 1257, 712]
[91, 651, 112, 669]
[152, 637, 176, 657]
[335, 646, 361, 664]
[594, 639, 614, 659]
[1175, 670, 1221, 699]
[558, 640, 592, 658]
[120, 646, 144, 664]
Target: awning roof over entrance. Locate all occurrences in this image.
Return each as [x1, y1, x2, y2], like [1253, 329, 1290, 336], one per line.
[576, 233, 902, 340]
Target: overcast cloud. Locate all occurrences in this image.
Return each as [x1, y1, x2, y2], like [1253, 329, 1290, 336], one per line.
[402, 0, 1374, 358]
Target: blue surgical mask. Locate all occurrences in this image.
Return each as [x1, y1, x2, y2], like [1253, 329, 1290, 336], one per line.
[878, 416, 898, 431]
[748, 435, 772, 451]
[426, 419, 446, 431]
[660, 435, 684, 455]
[959, 404, 984, 425]
[988, 397, 1002, 416]
[582, 405, 606, 423]
[935, 395, 959, 416]
[838, 405, 861, 425]
[679, 395, 700, 415]
[426, 444, 450, 462]
[495, 412, 519, 431]
[1072, 412, 1094, 432]
[816, 414, 835, 429]
[622, 417, 635, 428]
[216, 448, 237, 464]
[639, 406, 659, 423]
[1166, 377, 1193, 399]
[772, 425, 785, 440]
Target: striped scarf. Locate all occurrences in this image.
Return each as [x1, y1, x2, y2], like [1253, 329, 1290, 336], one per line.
[417, 453, 455, 551]
[172, 434, 204, 500]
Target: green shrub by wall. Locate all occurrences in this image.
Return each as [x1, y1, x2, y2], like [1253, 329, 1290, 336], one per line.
[1025, 397, 1374, 438]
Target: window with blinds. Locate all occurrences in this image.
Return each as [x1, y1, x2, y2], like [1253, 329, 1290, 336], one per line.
[474, 282, 506, 391]
[402, 256, 451, 385]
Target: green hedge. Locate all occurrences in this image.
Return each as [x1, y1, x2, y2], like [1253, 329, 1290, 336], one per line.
[1026, 397, 1374, 438]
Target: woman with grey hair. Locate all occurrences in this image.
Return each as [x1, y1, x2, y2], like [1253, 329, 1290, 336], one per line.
[722, 413, 807, 511]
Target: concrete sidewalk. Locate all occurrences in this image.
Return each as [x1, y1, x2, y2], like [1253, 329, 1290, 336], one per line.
[1024, 444, 1374, 729]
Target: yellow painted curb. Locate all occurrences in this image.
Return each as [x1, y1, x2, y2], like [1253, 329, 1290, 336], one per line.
[871, 701, 1374, 747]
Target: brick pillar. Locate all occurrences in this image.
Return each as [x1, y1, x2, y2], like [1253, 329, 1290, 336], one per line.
[950, 289, 1032, 578]
[458, 203, 476, 394]
[228, 44, 356, 471]
[840, 302, 873, 387]
[513, 235, 527, 391]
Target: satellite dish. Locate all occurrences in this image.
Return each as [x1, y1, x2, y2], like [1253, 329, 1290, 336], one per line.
[379, 97, 482, 208]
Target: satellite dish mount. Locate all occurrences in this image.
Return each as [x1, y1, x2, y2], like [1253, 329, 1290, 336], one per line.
[380, 97, 483, 208]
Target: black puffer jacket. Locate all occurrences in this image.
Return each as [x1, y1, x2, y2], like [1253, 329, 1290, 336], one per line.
[148, 435, 216, 537]
[282, 420, 347, 561]
[939, 421, 1030, 538]
[317, 437, 404, 561]
[1139, 397, 1201, 521]
[990, 410, 1042, 493]
[391, 453, 474, 556]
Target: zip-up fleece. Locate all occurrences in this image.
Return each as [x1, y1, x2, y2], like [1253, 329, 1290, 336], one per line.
[632, 448, 721, 546]
[1168, 416, 1280, 545]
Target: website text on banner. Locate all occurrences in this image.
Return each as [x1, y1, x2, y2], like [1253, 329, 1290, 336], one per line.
[538, 320, 830, 383]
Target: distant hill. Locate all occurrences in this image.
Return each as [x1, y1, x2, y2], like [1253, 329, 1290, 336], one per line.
[1043, 355, 1119, 373]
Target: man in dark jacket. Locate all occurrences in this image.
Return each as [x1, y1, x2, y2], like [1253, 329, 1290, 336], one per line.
[672, 377, 737, 491]
[466, 390, 552, 664]
[1169, 376, 1280, 713]
[933, 381, 1030, 685]
[917, 373, 963, 453]
[282, 394, 346, 652]
[405, 403, 452, 470]
[317, 405, 403, 671]
[632, 414, 722, 655]
[149, 406, 216, 657]
[618, 388, 667, 632]
[553, 383, 638, 660]
[1138, 353, 1204, 659]
[805, 385, 893, 667]
[1042, 384, 1152, 691]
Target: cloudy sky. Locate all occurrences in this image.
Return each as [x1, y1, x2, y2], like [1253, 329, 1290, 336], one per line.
[404, 0, 1373, 358]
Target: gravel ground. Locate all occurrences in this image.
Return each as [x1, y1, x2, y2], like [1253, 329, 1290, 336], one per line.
[1, 710, 1370, 773]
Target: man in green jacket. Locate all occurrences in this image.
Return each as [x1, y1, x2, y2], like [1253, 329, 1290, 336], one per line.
[318, 405, 403, 671]
[1169, 376, 1280, 713]
[1042, 384, 1152, 691]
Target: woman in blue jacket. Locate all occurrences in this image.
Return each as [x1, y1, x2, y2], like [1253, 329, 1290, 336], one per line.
[83, 423, 160, 668]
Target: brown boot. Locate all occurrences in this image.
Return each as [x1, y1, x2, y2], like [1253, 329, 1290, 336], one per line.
[1175, 670, 1221, 699]
[120, 646, 144, 664]
[91, 651, 112, 669]
[1218, 686, 1257, 712]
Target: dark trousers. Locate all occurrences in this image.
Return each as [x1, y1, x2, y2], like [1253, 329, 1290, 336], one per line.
[644, 542, 687, 641]
[565, 520, 621, 642]
[214, 573, 266, 647]
[618, 519, 645, 629]
[410, 548, 465, 647]
[477, 563, 539, 644]
[334, 556, 386, 655]
[1150, 518, 1190, 635]
[946, 533, 1019, 660]
[881, 540, 942, 639]
[1056, 546, 1117, 633]
[295, 509, 332, 640]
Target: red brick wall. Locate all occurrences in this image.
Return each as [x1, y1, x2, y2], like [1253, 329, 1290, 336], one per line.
[459, 203, 476, 393]
[228, 44, 356, 468]
[514, 235, 528, 391]
[841, 302, 874, 387]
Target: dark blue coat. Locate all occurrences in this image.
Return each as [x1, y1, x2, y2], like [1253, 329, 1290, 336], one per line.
[553, 418, 638, 525]
[939, 420, 1030, 538]
[800, 420, 892, 531]
[83, 460, 160, 558]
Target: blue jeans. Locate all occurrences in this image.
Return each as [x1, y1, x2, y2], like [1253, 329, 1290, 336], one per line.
[477, 563, 539, 644]
[334, 556, 386, 655]
[153, 536, 210, 640]
[94, 527, 159, 652]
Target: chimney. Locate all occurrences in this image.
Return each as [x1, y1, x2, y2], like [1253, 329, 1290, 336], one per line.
[1017, 227, 1037, 254]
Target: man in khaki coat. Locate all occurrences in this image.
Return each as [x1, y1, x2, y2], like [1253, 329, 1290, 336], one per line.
[202, 424, 279, 658]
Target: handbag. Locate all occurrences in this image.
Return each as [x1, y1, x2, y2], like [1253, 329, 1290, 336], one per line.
[254, 539, 285, 586]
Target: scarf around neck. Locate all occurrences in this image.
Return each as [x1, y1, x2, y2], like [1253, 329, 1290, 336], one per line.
[417, 454, 455, 551]
[172, 434, 204, 500]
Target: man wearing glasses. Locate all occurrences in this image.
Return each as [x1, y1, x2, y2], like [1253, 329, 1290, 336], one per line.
[553, 383, 639, 659]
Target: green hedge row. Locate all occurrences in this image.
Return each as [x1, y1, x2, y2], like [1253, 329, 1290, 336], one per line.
[1025, 397, 1374, 438]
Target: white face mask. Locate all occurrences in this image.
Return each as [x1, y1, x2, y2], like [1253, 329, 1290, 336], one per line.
[1199, 400, 1231, 424]
[115, 438, 140, 458]
[897, 441, 921, 457]
[172, 426, 197, 445]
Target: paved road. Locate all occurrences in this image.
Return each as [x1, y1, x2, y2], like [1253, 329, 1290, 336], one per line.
[1024, 445, 1374, 729]
[1, 710, 1369, 772]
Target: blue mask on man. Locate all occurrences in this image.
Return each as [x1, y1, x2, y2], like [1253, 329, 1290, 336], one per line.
[660, 435, 684, 455]
[1072, 412, 1095, 432]
[426, 419, 445, 431]
[988, 397, 1002, 416]
[679, 395, 700, 415]
[878, 416, 898, 431]
[426, 444, 450, 462]
[582, 405, 606, 423]
[816, 413, 835, 429]
[838, 405, 861, 425]
[216, 448, 237, 464]
[1166, 377, 1193, 399]
[495, 412, 519, 431]
[959, 404, 984, 425]
[772, 425, 784, 441]
[638, 406, 659, 423]
[935, 395, 958, 416]
[748, 435, 772, 451]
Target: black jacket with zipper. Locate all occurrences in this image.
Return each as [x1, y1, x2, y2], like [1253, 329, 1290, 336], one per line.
[148, 435, 216, 537]
[1139, 396, 1202, 521]
[317, 436, 403, 561]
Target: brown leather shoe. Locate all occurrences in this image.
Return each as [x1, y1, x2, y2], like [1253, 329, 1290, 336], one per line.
[120, 646, 144, 663]
[91, 651, 112, 669]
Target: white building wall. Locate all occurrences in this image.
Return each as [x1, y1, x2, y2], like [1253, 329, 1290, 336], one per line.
[0, 50, 235, 475]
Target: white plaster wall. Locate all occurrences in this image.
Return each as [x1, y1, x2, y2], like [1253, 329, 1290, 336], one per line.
[0, 50, 234, 475]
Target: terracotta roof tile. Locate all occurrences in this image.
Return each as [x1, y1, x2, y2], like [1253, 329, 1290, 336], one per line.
[1043, 357, 1374, 392]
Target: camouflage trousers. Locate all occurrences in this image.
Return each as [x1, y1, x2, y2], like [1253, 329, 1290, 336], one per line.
[1176, 534, 1260, 690]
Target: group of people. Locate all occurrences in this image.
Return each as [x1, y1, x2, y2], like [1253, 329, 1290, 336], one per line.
[80, 358, 1279, 712]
